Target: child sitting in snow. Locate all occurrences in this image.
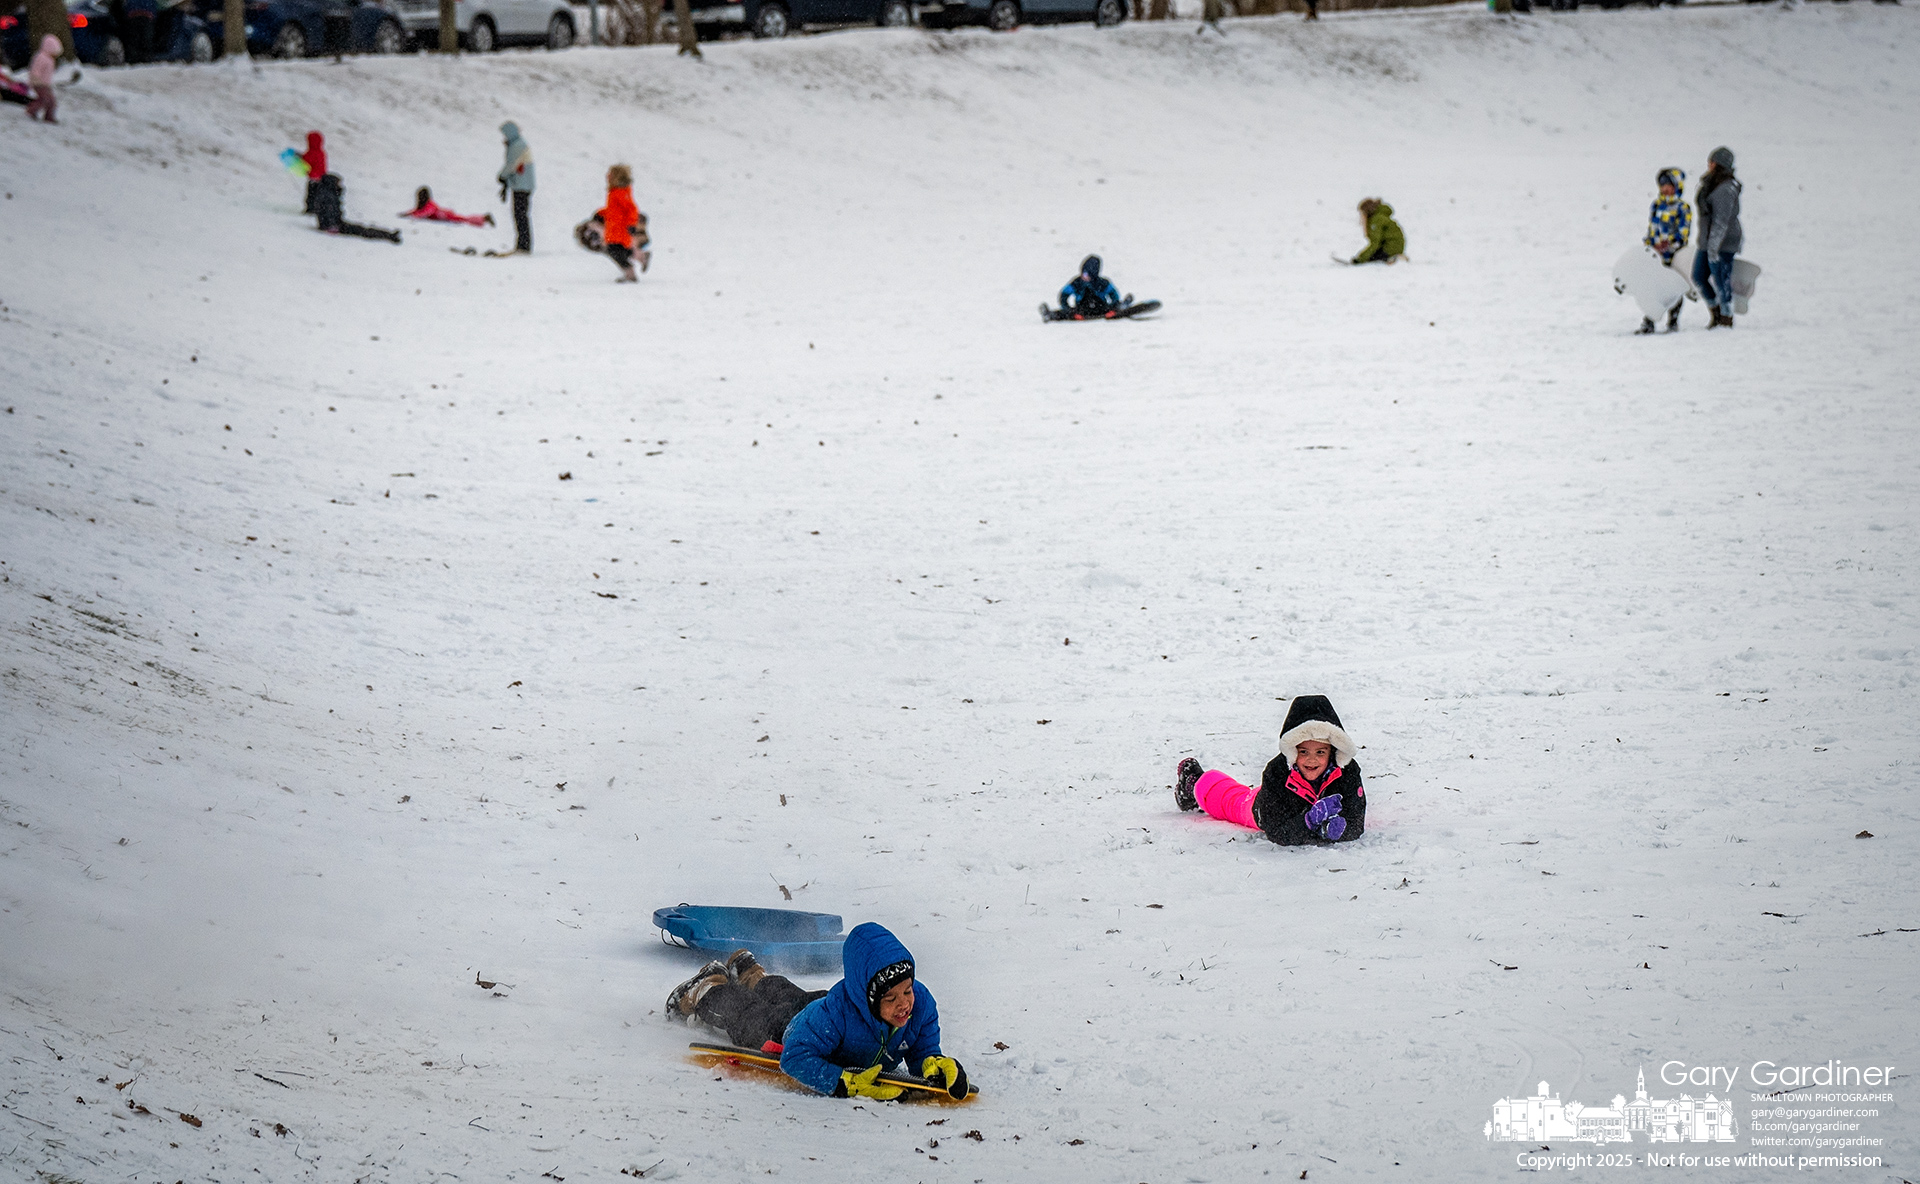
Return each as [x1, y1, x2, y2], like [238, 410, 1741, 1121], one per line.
[1638, 167, 1691, 335]
[400, 186, 493, 227]
[1056, 254, 1123, 317]
[1174, 694, 1367, 845]
[666, 922, 966, 1100]
[595, 164, 649, 283]
[1351, 199, 1405, 265]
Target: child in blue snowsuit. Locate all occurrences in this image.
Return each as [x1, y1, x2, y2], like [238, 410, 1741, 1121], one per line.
[1057, 254, 1123, 317]
[666, 922, 967, 1100]
[1638, 167, 1692, 335]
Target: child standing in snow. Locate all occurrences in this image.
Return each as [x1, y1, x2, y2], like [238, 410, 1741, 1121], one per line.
[666, 922, 967, 1100]
[596, 164, 649, 283]
[401, 186, 493, 227]
[290, 132, 327, 213]
[1637, 167, 1691, 335]
[25, 35, 60, 124]
[1351, 199, 1404, 264]
[1174, 695, 1367, 846]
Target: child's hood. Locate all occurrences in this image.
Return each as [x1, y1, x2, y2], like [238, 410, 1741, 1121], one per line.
[37, 34, 62, 58]
[841, 922, 914, 1017]
[1656, 166, 1686, 193]
[306, 131, 325, 151]
[500, 121, 522, 143]
[1278, 694, 1357, 768]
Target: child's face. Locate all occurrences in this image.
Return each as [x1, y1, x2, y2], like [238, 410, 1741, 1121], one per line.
[1659, 183, 1676, 197]
[877, 978, 914, 1028]
[1294, 740, 1333, 779]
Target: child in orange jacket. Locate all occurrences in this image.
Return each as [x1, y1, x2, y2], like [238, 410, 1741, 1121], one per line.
[597, 164, 649, 283]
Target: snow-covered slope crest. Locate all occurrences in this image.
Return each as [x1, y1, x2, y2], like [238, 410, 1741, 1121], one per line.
[3, 5, 1918, 1182]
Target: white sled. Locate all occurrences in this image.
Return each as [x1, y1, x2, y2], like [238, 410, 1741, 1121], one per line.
[1612, 247, 1691, 320]
[1669, 245, 1763, 315]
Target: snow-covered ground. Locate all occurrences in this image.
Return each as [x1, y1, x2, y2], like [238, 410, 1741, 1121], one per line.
[4, 5, 1918, 1181]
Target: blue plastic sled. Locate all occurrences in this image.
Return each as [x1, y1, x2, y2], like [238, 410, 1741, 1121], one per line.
[653, 904, 845, 974]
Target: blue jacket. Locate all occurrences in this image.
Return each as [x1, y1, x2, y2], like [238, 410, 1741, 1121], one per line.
[779, 923, 943, 1096]
[498, 122, 535, 194]
[1060, 274, 1120, 311]
[1644, 168, 1691, 261]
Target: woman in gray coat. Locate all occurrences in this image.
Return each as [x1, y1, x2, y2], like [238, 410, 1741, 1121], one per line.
[1692, 146, 1743, 329]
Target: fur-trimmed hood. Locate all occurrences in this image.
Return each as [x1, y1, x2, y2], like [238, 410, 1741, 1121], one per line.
[1277, 694, 1357, 768]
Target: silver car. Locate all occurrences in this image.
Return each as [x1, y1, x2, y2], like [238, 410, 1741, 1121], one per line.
[393, 0, 582, 49]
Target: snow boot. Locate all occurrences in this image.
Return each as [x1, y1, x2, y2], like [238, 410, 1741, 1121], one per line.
[1175, 757, 1203, 812]
[666, 960, 728, 1018]
[724, 949, 765, 990]
[1665, 305, 1681, 332]
[1635, 317, 1656, 335]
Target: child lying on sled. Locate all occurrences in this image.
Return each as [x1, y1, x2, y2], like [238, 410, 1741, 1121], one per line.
[1173, 694, 1367, 845]
[666, 921, 966, 1099]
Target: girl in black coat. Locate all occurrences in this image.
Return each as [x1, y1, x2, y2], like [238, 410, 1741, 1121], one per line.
[1174, 695, 1366, 846]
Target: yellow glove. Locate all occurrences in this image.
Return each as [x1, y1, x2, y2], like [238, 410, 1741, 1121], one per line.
[921, 1055, 969, 1099]
[837, 1064, 904, 1101]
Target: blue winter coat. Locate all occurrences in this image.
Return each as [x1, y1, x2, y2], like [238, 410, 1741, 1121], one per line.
[778, 922, 943, 1096]
[498, 121, 535, 194]
[1060, 274, 1121, 311]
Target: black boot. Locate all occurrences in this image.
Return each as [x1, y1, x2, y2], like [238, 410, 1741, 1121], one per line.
[665, 960, 728, 1019]
[1175, 757, 1203, 812]
[1635, 317, 1656, 335]
[1665, 305, 1681, 333]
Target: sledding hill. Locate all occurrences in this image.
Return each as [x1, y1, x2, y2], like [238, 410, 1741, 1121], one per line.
[3, 6, 1918, 1182]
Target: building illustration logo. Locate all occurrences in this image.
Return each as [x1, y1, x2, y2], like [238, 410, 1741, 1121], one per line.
[1486, 1068, 1738, 1145]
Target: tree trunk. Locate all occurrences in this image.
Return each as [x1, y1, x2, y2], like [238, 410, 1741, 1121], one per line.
[1147, 0, 1167, 18]
[640, 0, 660, 41]
[25, 0, 75, 60]
[671, 0, 699, 56]
[439, 0, 458, 50]
[221, 0, 244, 57]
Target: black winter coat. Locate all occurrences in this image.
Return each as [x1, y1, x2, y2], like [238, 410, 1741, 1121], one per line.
[1251, 756, 1366, 845]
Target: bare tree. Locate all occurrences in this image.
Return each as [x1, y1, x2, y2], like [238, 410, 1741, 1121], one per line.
[439, 0, 459, 50]
[26, 0, 75, 59]
[638, 0, 660, 42]
[222, 0, 244, 56]
[671, 0, 700, 55]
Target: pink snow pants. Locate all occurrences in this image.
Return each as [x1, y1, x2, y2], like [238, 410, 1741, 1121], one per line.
[27, 85, 56, 123]
[1193, 769, 1258, 831]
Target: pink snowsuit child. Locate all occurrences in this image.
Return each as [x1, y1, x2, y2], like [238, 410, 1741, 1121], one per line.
[27, 35, 59, 123]
[400, 186, 493, 227]
[1173, 694, 1367, 846]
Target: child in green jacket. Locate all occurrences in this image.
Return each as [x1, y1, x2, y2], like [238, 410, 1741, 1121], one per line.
[1352, 198, 1405, 265]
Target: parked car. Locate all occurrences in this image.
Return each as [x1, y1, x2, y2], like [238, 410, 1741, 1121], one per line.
[2, 0, 214, 67]
[390, 0, 578, 50]
[919, 0, 1124, 28]
[191, 0, 407, 57]
[1512, 0, 1682, 9]
[681, 0, 913, 37]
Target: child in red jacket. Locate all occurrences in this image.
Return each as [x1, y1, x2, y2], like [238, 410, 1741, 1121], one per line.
[597, 164, 649, 283]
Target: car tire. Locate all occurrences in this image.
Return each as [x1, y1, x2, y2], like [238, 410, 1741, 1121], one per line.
[371, 17, 404, 52]
[272, 21, 306, 56]
[751, 3, 789, 36]
[545, 12, 573, 46]
[101, 33, 127, 64]
[189, 28, 214, 60]
[1093, 0, 1122, 23]
[986, 0, 1017, 26]
[467, 16, 495, 50]
[878, 0, 912, 24]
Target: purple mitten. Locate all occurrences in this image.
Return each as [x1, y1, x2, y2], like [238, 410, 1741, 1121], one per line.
[1303, 794, 1343, 830]
[1320, 816, 1347, 842]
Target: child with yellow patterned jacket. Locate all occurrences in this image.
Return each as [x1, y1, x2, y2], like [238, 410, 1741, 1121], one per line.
[1639, 167, 1692, 334]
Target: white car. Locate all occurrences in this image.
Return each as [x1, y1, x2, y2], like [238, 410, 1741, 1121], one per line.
[393, 0, 583, 49]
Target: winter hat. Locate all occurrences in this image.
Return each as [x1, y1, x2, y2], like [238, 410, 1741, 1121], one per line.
[500, 120, 520, 139]
[39, 34, 61, 56]
[867, 959, 914, 1017]
[1080, 254, 1101, 279]
[1656, 167, 1685, 191]
[1708, 146, 1735, 171]
[1278, 695, 1357, 768]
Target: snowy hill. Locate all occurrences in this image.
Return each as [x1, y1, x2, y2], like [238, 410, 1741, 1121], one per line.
[3, 5, 1918, 1181]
